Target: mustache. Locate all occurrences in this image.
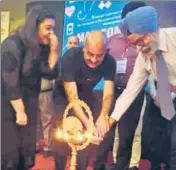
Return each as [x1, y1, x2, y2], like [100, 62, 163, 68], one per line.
[141, 47, 151, 53]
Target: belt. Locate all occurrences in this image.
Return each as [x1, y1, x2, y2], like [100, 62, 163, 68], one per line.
[41, 88, 53, 93]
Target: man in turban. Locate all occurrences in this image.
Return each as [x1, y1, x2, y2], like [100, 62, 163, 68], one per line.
[102, 6, 176, 170]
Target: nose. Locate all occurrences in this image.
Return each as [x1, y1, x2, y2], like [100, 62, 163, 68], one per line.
[90, 56, 97, 63]
[136, 45, 142, 51]
[50, 29, 54, 34]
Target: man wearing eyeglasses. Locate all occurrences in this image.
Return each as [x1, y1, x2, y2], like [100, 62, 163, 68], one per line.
[52, 30, 116, 170]
[103, 6, 176, 170]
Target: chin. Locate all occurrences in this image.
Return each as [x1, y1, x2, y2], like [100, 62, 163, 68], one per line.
[43, 41, 50, 45]
[88, 64, 98, 68]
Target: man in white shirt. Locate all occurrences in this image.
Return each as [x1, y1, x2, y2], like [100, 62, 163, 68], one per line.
[104, 6, 176, 170]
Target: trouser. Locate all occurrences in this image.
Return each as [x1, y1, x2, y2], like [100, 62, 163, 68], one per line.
[52, 90, 114, 170]
[169, 98, 176, 170]
[113, 89, 145, 170]
[113, 95, 146, 168]
[37, 90, 55, 151]
[1, 97, 38, 170]
[93, 126, 115, 170]
[141, 93, 171, 166]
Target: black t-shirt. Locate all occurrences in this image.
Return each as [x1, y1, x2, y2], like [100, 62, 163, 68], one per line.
[55, 46, 116, 96]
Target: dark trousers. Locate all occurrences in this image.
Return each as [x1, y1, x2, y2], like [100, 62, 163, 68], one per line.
[93, 125, 115, 170]
[170, 98, 176, 170]
[114, 89, 145, 170]
[52, 89, 115, 170]
[142, 93, 170, 165]
[1, 97, 38, 170]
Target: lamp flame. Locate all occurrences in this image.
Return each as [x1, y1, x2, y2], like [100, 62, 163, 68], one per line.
[63, 132, 69, 140]
[77, 131, 84, 141]
[56, 129, 62, 138]
[85, 131, 93, 139]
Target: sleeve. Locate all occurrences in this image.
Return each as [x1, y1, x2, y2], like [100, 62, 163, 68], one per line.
[61, 49, 77, 82]
[1, 38, 23, 100]
[40, 46, 58, 80]
[111, 54, 149, 121]
[40, 61, 58, 80]
[104, 55, 116, 81]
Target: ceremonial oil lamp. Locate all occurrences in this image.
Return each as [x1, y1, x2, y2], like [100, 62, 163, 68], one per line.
[54, 99, 94, 170]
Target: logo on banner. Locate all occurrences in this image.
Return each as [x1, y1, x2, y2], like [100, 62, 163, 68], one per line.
[77, 1, 95, 21]
[65, 6, 75, 17]
[98, 1, 112, 10]
[66, 23, 74, 35]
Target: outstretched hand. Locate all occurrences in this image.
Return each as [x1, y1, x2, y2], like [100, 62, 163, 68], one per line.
[95, 115, 110, 138]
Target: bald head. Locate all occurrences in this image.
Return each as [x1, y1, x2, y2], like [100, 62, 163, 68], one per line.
[83, 31, 106, 68]
[85, 31, 106, 51]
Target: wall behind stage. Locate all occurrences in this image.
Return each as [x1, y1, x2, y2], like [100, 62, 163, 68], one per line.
[62, 1, 129, 54]
[62, 1, 176, 55]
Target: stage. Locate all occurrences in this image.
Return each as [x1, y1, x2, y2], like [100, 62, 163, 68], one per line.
[30, 151, 156, 170]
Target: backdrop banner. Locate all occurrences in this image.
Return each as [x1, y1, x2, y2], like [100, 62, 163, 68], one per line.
[63, 1, 129, 90]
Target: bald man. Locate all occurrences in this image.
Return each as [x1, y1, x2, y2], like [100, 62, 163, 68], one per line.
[52, 31, 116, 170]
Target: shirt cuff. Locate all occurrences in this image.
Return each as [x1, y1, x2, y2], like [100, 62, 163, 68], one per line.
[171, 92, 176, 100]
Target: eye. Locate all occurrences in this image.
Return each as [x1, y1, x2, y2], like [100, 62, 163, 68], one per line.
[87, 51, 93, 57]
[135, 40, 144, 46]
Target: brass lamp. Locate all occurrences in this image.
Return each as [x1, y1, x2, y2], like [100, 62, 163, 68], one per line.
[55, 99, 94, 170]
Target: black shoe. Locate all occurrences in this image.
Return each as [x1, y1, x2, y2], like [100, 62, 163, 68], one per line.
[129, 166, 139, 170]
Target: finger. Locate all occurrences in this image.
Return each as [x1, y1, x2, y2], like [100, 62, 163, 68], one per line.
[98, 126, 103, 137]
[102, 124, 109, 137]
[51, 35, 58, 44]
[100, 125, 104, 138]
[94, 129, 98, 137]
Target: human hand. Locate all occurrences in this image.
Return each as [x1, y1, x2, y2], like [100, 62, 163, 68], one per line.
[85, 119, 96, 134]
[170, 84, 176, 93]
[91, 134, 103, 145]
[49, 33, 59, 53]
[16, 111, 28, 126]
[95, 115, 110, 138]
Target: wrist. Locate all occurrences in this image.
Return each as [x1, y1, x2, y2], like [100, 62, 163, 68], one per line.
[99, 114, 109, 120]
[50, 48, 58, 54]
[16, 111, 26, 115]
[99, 111, 108, 118]
[108, 117, 116, 128]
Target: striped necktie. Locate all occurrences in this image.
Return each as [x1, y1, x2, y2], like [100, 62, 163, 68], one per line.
[156, 50, 175, 120]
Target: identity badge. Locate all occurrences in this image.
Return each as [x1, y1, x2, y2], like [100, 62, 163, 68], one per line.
[116, 58, 127, 74]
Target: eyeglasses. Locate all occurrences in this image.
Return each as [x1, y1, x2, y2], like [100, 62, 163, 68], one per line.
[128, 34, 148, 47]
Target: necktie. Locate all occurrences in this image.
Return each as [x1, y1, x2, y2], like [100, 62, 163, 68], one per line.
[156, 50, 175, 120]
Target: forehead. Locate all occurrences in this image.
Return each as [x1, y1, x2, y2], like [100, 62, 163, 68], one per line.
[39, 18, 55, 26]
[85, 43, 105, 54]
[68, 36, 78, 42]
[128, 33, 145, 41]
